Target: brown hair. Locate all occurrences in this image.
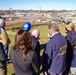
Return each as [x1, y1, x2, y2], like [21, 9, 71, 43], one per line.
[13, 29, 34, 60]
[66, 21, 76, 33]
[48, 23, 59, 32]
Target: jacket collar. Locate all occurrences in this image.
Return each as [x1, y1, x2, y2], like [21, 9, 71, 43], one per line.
[51, 32, 61, 39]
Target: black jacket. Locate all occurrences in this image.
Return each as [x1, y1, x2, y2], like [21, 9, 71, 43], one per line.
[0, 42, 6, 63]
[31, 35, 40, 61]
[31, 35, 40, 55]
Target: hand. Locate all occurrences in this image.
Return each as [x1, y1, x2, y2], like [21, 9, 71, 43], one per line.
[43, 71, 50, 75]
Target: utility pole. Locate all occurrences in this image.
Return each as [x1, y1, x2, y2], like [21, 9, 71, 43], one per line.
[39, 7, 42, 13]
[9, 7, 12, 20]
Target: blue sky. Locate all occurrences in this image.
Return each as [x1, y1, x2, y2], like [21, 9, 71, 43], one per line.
[0, 0, 76, 10]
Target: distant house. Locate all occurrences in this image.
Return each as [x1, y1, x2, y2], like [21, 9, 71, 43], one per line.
[2, 15, 19, 21]
[14, 12, 27, 17]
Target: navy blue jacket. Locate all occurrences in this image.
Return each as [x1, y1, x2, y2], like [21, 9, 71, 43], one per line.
[65, 30, 76, 67]
[0, 42, 6, 63]
[10, 48, 40, 75]
[31, 35, 40, 58]
[42, 33, 67, 74]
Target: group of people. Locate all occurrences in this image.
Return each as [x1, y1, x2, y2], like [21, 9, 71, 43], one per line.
[42, 21, 76, 75]
[0, 17, 76, 75]
[0, 18, 41, 75]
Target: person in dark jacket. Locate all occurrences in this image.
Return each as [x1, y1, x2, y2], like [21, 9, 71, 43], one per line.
[42, 23, 67, 75]
[0, 42, 7, 75]
[22, 22, 40, 55]
[31, 29, 40, 58]
[65, 21, 76, 75]
[0, 18, 11, 64]
[10, 29, 40, 75]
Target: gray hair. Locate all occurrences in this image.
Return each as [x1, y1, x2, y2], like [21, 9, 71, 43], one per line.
[0, 18, 5, 25]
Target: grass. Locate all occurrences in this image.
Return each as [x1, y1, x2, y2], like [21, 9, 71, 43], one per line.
[6, 23, 66, 75]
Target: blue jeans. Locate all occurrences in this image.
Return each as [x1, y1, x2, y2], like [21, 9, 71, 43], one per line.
[71, 48, 76, 67]
[3, 45, 8, 64]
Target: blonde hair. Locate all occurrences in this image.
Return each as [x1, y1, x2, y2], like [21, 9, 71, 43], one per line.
[66, 21, 76, 33]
